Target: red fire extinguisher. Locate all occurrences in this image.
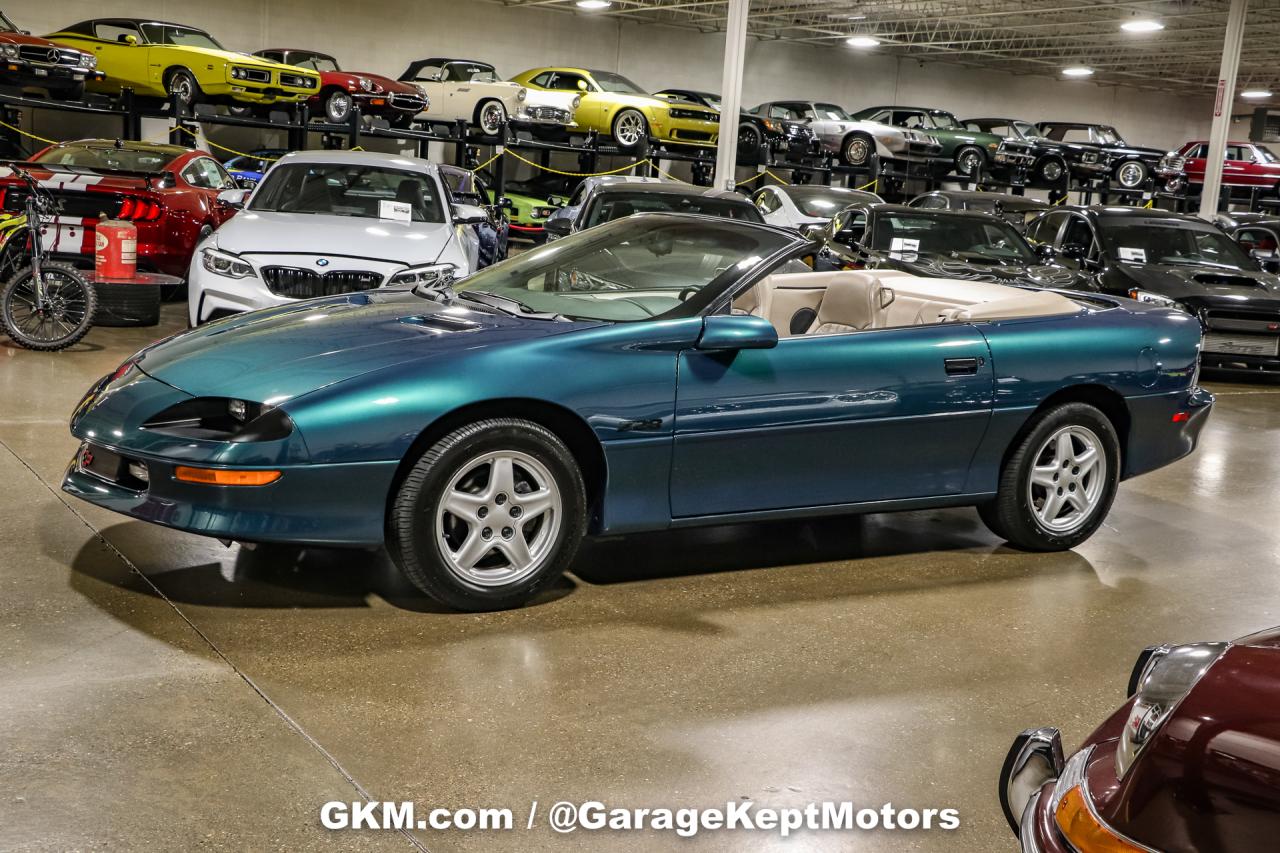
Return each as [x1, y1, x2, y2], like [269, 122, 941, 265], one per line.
[95, 217, 137, 280]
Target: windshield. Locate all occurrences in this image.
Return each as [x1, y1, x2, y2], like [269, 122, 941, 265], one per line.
[445, 62, 497, 83]
[591, 70, 646, 95]
[583, 191, 762, 228]
[454, 216, 790, 322]
[1095, 126, 1124, 145]
[291, 54, 340, 73]
[34, 144, 173, 173]
[1256, 145, 1278, 164]
[784, 187, 881, 217]
[812, 103, 851, 121]
[1098, 217, 1254, 268]
[1013, 121, 1040, 139]
[870, 212, 1036, 264]
[249, 162, 444, 222]
[140, 24, 223, 49]
[922, 111, 961, 129]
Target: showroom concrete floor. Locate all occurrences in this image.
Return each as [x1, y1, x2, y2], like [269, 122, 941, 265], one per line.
[2, 305, 1277, 852]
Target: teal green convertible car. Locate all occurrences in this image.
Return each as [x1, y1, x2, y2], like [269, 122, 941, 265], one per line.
[63, 214, 1212, 611]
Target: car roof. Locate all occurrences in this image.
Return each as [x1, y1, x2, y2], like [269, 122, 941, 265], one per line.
[272, 149, 438, 173]
[594, 183, 746, 201]
[923, 190, 1049, 208]
[258, 48, 335, 57]
[414, 58, 493, 66]
[1059, 205, 1192, 221]
[862, 105, 954, 113]
[54, 138, 191, 156]
[68, 18, 192, 27]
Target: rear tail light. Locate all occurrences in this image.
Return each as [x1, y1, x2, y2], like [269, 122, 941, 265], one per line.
[116, 197, 163, 222]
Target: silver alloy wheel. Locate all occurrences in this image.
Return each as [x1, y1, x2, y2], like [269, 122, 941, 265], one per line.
[958, 148, 983, 176]
[1041, 160, 1064, 182]
[1027, 425, 1106, 534]
[435, 449, 562, 587]
[844, 136, 870, 165]
[479, 101, 506, 134]
[168, 72, 194, 103]
[613, 109, 646, 147]
[326, 91, 352, 122]
[1117, 161, 1147, 188]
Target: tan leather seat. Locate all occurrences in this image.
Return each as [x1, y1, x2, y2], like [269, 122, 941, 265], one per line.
[808, 271, 893, 335]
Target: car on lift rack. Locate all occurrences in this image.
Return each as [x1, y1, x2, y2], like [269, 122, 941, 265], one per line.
[187, 150, 489, 327]
[1174, 139, 1280, 194]
[828, 203, 1091, 290]
[251, 48, 427, 126]
[752, 100, 942, 168]
[1036, 121, 1186, 191]
[0, 11, 100, 101]
[653, 88, 819, 163]
[0, 138, 239, 315]
[961, 117, 1110, 186]
[1024, 205, 1280, 374]
[47, 19, 319, 109]
[512, 67, 719, 151]
[751, 184, 882, 232]
[483, 174, 567, 244]
[63, 214, 1212, 611]
[398, 58, 577, 138]
[908, 190, 1050, 231]
[1000, 626, 1280, 853]
[851, 105, 1037, 180]
[543, 181, 762, 240]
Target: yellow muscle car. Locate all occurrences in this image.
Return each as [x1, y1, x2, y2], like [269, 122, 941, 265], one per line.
[47, 19, 319, 107]
[510, 67, 718, 151]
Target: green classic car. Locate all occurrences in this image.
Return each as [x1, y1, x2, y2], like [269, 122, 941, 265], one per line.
[48, 18, 319, 107]
[851, 105, 1036, 179]
[484, 174, 572, 242]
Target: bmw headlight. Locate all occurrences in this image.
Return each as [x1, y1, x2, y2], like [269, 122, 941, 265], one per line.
[1116, 642, 1229, 779]
[201, 247, 255, 279]
[516, 87, 527, 102]
[1127, 289, 1179, 309]
[390, 262, 457, 287]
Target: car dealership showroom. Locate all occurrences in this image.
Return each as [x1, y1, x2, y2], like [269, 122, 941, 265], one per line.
[5, 0, 1280, 849]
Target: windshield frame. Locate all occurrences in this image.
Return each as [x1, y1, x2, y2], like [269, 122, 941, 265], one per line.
[139, 23, 224, 50]
[247, 161, 446, 223]
[1097, 215, 1257, 269]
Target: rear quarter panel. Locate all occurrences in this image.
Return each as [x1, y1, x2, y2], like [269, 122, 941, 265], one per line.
[965, 302, 1201, 492]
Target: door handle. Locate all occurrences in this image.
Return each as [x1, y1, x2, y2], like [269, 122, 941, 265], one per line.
[944, 356, 983, 375]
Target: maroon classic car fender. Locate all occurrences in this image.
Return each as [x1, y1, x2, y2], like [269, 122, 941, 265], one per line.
[0, 139, 237, 278]
[1002, 627, 1280, 852]
[253, 50, 427, 123]
[0, 13, 101, 99]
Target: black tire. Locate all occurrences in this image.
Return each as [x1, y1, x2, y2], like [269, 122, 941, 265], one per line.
[1, 261, 96, 350]
[164, 67, 201, 109]
[387, 418, 587, 611]
[978, 402, 1121, 551]
[1114, 159, 1149, 189]
[737, 123, 763, 161]
[322, 88, 353, 124]
[1037, 157, 1066, 184]
[842, 132, 874, 166]
[955, 145, 986, 178]
[611, 108, 648, 152]
[474, 99, 506, 136]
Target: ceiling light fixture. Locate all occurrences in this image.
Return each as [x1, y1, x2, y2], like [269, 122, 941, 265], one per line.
[847, 36, 881, 48]
[1121, 18, 1164, 32]
[1062, 66, 1095, 77]
[1242, 90, 1273, 98]
[576, 0, 612, 9]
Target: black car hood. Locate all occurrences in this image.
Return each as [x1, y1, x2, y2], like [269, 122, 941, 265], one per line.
[882, 254, 1090, 289]
[1103, 143, 1165, 159]
[1117, 261, 1280, 301]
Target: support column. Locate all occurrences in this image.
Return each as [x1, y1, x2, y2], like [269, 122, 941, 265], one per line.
[1199, 0, 1249, 220]
[713, 0, 749, 191]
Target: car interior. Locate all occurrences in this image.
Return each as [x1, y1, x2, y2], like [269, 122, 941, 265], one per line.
[733, 270, 1080, 337]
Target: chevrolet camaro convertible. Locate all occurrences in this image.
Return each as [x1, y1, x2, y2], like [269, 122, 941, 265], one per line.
[64, 214, 1212, 611]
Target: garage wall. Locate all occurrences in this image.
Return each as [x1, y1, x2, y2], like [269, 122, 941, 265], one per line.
[16, 0, 1215, 150]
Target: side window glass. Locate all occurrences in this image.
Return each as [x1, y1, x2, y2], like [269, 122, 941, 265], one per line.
[96, 22, 141, 43]
[1062, 217, 1094, 254]
[530, 72, 553, 88]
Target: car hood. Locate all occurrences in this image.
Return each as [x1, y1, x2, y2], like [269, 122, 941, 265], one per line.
[886, 254, 1090, 289]
[325, 70, 420, 95]
[1117, 261, 1280, 300]
[213, 211, 455, 263]
[134, 290, 596, 403]
[1105, 142, 1165, 158]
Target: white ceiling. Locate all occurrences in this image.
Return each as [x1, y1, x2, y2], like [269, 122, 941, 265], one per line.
[493, 1, 1280, 95]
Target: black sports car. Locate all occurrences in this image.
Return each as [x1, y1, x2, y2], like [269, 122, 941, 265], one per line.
[1036, 122, 1186, 191]
[1026, 205, 1280, 374]
[908, 190, 1049, 232]
[654, 88, 818, 164]
[831, 203, 1091, 290]
[962, 117, 1110, 187]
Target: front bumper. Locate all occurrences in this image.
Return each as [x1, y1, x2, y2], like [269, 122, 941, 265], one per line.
[512, 106, 576, 128]
[0, 61, 98, 89]
[654, 115, 719, 147]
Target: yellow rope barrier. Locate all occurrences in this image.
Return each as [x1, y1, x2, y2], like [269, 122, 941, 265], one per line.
[645, 161, 691, 184]
[0, 118, 59, 146]
[503, 147, 650, 177]
[1143, 197, 1155, 209]
[470, 148, 505, 173]
[855, 178, 879, 193]
[173, 126, 282, 162]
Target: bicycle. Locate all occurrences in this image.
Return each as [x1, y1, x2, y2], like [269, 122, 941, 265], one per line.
[0, 165, 96, 350]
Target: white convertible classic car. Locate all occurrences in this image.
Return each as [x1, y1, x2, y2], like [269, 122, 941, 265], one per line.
[187, 150, 489, 326]
[397, 57, 578, 135]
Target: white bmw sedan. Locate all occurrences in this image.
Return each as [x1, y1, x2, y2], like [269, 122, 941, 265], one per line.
[189, 150, 487, 326]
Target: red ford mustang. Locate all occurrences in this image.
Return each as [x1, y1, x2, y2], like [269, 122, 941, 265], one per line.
[0, 138, 239, 278]
[1001, 626, 1280, 851]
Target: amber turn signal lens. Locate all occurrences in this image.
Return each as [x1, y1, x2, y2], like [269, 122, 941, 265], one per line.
[174, 466, 281, 486]
[1055, 786, 1148, 852]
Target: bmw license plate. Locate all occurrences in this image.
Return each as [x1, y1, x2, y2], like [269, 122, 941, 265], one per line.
[1203, 332, 1280, 357]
